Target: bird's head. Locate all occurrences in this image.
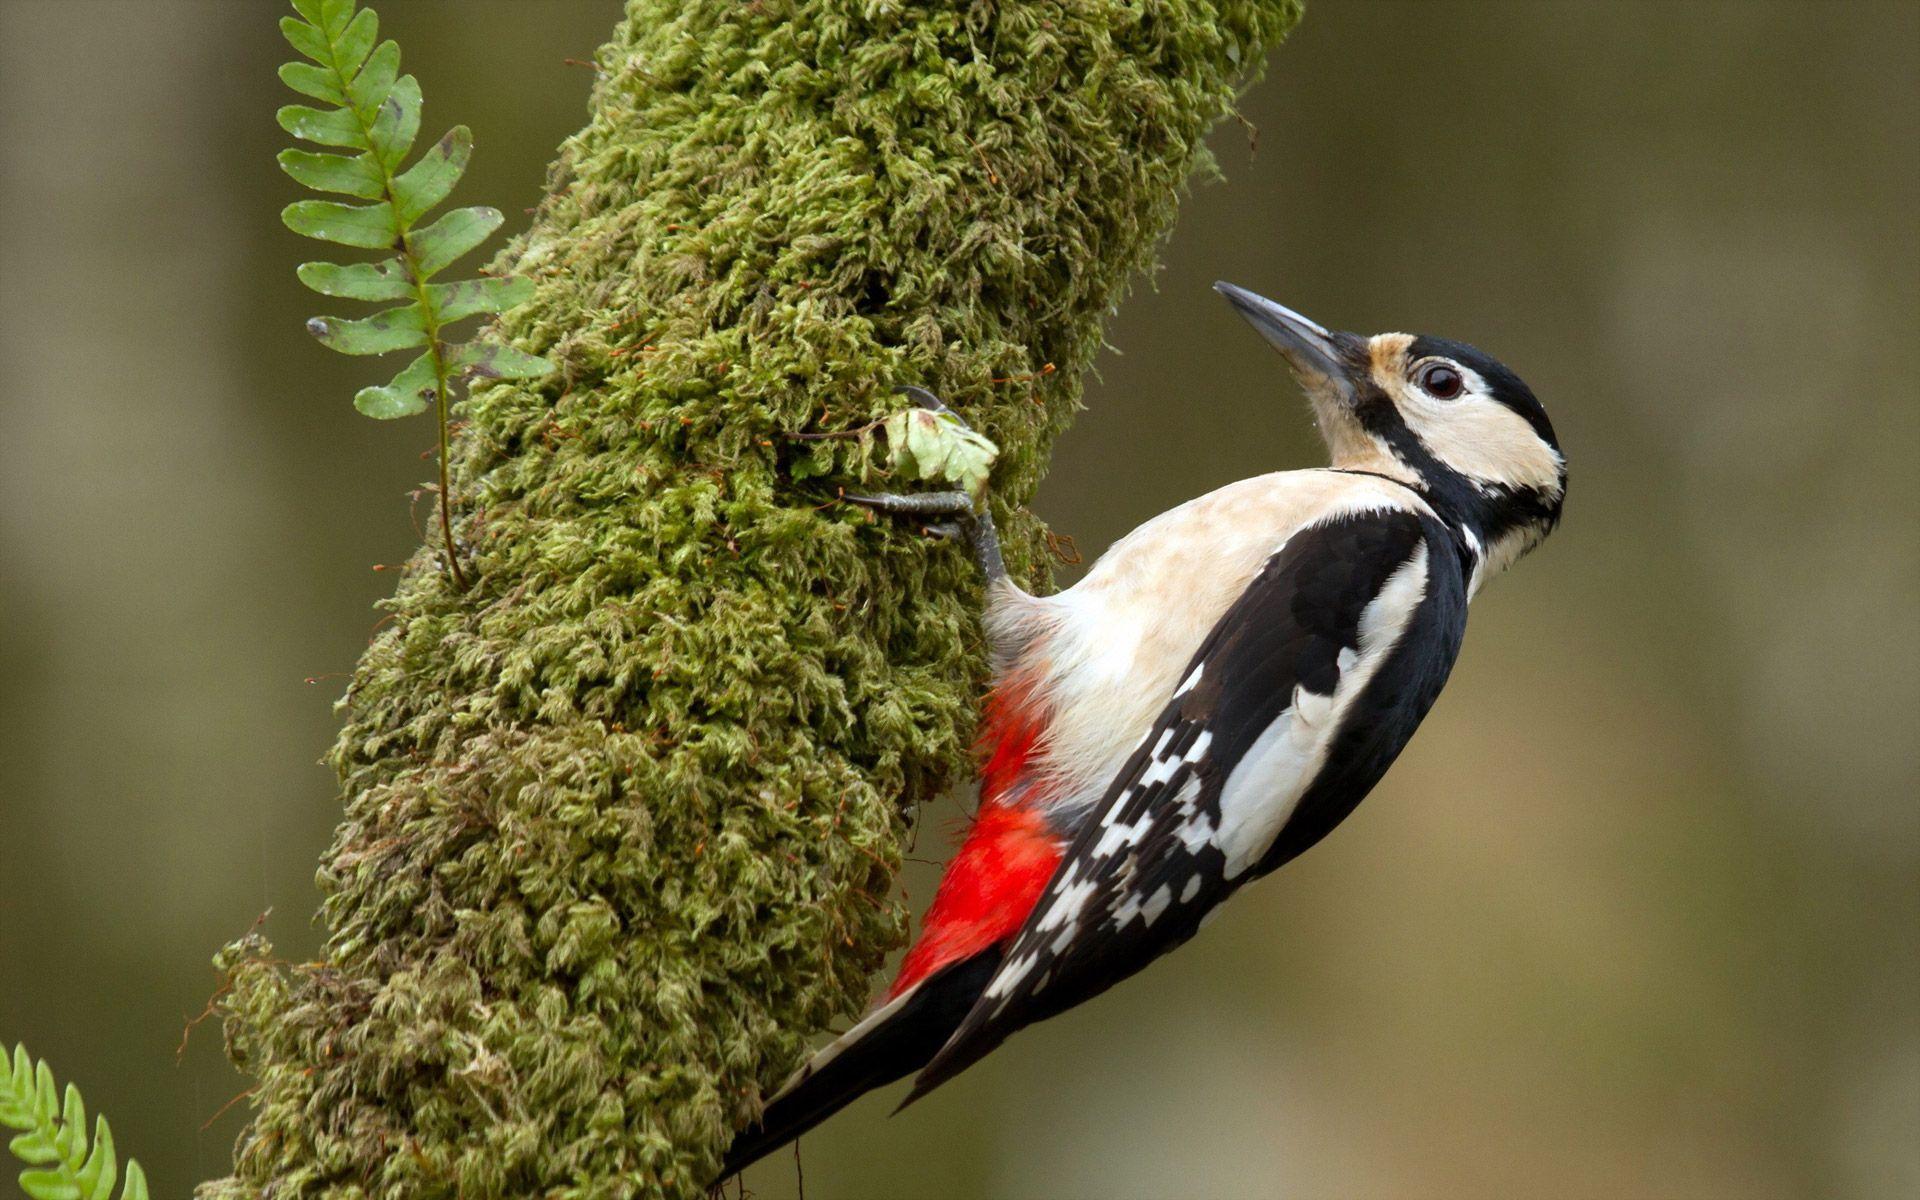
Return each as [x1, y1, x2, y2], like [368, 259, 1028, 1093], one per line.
[1215, 281, 1566, 579]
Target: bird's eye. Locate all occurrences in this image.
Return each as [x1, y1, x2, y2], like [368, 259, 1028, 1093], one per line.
[1416, 361, 1464, 400]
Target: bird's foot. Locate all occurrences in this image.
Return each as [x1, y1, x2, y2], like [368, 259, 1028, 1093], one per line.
[846, 386, 1006, 582]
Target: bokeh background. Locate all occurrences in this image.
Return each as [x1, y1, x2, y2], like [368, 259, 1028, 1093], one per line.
[3, 2, 1915, 1197]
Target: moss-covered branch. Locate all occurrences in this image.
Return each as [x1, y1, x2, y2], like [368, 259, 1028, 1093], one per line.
[203, 1, 1300, 1196]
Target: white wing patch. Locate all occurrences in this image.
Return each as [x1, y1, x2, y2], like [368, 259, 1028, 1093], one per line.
[1214, 542, 1429, 877]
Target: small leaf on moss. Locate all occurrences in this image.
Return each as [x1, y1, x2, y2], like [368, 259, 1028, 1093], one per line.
[882, 406, 999, 499]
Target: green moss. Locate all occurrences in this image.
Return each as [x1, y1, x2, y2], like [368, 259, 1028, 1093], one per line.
[204, 1, 1301, 1196]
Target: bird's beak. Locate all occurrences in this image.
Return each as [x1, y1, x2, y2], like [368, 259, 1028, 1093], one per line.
[1213, 282, 1360, 401]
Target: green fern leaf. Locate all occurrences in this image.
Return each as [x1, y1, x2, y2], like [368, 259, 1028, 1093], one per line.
[282, 198, 397, 249]
[366, 75, 423, 167]
[1, 1045, 148, 1200]
[276, 0, 550, 376]
[390, 127, 471, 223]
[276, 0, 553, 587]
[276, 18, 331, 74]
[295, 258, 412, 301]
[277, 148, 384, 198]
[345, 41, 402, 119]
[354, 352, 438, 419]
[450, 340, 555, 381]
[426, 275, 532, 325]
[275, 102, 363, 148]
[307, 305, 429, 355]
[289, 5, 376, 80]
[7, 1133, 53, 1164]
[71, 1120, 112, 1200]
[277, 60, 344, 105]
[405, 206, 504, 276]
[288, 0, 346, 24]
[53, 1089, 82, 1162]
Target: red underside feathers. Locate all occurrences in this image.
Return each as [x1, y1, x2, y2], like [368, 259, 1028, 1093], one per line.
[888, 681, 1062, 998]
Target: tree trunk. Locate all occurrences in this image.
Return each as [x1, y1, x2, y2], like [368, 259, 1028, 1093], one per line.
[204, 2, 1300, 1196]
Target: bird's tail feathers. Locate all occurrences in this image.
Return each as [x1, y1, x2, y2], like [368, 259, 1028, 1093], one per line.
[714, 948, 1001, 1181]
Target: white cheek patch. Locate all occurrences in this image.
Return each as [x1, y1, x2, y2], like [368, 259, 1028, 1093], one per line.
[1404, 393, 1562, 496]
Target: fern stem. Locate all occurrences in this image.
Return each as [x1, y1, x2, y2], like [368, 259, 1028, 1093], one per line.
[428, 352, 467, 591]
[406, 244, 466, 590]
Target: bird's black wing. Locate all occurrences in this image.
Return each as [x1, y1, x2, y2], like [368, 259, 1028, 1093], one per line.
[902, 505, 1466, 1103]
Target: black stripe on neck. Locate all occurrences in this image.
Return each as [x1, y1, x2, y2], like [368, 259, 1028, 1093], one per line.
[1348, 395, 1558, 553]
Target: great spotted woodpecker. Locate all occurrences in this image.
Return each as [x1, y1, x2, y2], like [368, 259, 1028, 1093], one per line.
[721, 282, 1566, 1176]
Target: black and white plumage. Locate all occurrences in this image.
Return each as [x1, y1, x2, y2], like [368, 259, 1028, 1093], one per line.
[909, 504, 1468, 1099]
[718, 283, 1565, 1180]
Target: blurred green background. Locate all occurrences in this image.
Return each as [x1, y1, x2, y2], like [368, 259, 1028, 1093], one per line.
[2, 2, 1915, 1197]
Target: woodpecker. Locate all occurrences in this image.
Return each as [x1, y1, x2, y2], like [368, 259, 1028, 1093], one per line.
[720, 282, 1566, 1177]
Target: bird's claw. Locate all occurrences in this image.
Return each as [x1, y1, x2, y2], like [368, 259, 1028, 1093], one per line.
[894, 384, 960, 421]
[847, 387, 1006, 581]
[845, 490, 976, 518]
[847, 388, 978, 517]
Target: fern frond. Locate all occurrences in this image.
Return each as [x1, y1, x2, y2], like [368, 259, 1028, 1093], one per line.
[276, 0, 550, 588]
[276, 0, 549, 405]
[1, 1045, 150, 1200]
